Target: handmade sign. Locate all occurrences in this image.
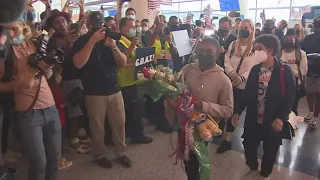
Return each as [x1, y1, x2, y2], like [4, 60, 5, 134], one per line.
[172, 30, 192, 57]
[135, 47, 155, 80]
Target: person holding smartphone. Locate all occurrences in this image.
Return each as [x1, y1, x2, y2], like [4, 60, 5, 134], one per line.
[46, 10, 92, 154]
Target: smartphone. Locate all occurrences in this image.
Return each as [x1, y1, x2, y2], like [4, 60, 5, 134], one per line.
[71, 23, 79, 32]
[164, 28, 171, 36]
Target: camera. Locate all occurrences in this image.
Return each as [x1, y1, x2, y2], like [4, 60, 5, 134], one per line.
[28, 49, 64, 70]
[105, 26, 121, 41]
[28, 34, 64, 70]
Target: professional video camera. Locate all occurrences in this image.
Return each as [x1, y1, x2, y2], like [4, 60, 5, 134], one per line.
[105, 26, 121, 41]
[28, 35, 64, 70]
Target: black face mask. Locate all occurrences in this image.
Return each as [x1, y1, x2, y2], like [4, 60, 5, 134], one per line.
[295, 29, 300, 34]
[170, 24, 180, 31]
[217, 28, 229, 37]
[197, 53, 216, 70]
[239, 29, 250, 38]
[283, 42, 295, 49]
[263, 27, 273, 34]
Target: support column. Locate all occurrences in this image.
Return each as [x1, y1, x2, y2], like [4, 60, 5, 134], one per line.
[239, 0, 249, 19]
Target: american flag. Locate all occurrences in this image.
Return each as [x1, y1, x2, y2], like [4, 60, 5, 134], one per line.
[159, 0, 172, 5]
[148, 0, 160, 20]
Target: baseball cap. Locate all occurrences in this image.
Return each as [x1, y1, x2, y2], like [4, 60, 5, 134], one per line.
[88, 11, 105, 28]
[313, 16, 320, 28]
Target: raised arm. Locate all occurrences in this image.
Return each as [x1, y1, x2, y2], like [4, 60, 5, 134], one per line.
[73, 28, 105, 68]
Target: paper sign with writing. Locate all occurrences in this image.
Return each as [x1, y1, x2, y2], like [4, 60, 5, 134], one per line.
[135, 47, 155, 80]
[172, 30, 192, 57]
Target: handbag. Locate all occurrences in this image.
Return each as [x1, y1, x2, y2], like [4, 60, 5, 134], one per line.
[295, 50, 307, 98]
[280, 64, 295, 140]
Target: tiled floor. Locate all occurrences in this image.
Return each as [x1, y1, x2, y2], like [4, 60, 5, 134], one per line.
[15, 98, 319, 180]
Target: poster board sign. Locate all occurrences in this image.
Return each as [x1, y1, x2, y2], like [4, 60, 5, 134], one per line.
[135, 47, 155, 80]
[172, 30, 192, 57]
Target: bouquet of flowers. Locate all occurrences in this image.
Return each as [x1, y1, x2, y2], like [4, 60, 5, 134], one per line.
[136, 65, 180, 102]
[171, 93, 222, 180]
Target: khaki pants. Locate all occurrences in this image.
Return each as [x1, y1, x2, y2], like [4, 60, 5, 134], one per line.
[85, 92, 126, 158]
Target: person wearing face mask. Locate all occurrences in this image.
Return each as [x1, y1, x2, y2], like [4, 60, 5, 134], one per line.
[261, 19, 275, 35]
[233, 34, 295, 179]
[215, 17, 237, 69]
[280, 29, 308, 117]
[2, 20, 62, 180]
[166, 37, 233, 180]
[141, 19, 149, 46]
[217, 19, 257, 154]
[26, 4, 37, 25]
[255, 23, 262, 37]
[104, 16, 118, 32]
[46, 9, 92, 154]
[116, 17, 153, 144]
[72, 11, 132, 169]
[166, 16, 182, 72]
[301, 17, 320, 129]
[125, 8, 136, 20]
[232, 17, 242, 38]
[144, 15, 177, 133]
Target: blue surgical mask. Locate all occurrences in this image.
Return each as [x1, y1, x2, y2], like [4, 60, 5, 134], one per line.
[10, 33, 25, 45]
[27, 10, 36, 21]
[128, 28, 137, 38]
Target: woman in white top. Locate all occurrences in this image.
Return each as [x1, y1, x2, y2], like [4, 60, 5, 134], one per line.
[217, 19, 257, 153]
[280, 29, 308, 117]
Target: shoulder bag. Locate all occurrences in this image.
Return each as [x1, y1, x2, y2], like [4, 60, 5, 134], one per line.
[280, 64, 295, 140]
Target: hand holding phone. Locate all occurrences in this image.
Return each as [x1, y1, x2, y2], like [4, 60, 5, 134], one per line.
[71, 23, 79, 33]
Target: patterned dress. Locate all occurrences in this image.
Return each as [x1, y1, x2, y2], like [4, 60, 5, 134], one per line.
[257, 67, 274, 124]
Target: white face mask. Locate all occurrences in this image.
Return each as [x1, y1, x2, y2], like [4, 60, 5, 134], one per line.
[255, 50, 268, 63]
[142, 26, 148, 32]
[127, 15, 136, 20]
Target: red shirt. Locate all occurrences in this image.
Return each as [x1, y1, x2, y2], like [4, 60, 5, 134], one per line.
[50, 84, 66, 126]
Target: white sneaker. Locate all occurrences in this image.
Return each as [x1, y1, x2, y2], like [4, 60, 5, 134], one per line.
[309, 117, 318, 129]
[305, 112, 314, 122]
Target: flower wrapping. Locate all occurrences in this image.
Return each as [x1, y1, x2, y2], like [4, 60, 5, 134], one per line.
[136, 65, 180, 102]
[175, 93, 211, 180]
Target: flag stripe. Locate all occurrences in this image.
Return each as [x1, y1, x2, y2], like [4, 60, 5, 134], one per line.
[159, 0, 172, 5]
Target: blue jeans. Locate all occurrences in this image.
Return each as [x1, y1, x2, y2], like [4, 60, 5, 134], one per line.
[16, 106, 61, 180]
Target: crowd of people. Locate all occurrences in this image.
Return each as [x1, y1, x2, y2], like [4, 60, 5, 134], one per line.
[0, 0, 320, 180]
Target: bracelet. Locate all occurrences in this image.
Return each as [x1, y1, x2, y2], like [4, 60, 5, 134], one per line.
[240, 76, 245, 82]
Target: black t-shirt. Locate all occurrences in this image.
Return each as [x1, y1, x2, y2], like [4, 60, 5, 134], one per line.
[302, 34, 320, 54]
[302, 33, 320, 77]
[216, 34, 237, 69]
[72, 33, 120, 96]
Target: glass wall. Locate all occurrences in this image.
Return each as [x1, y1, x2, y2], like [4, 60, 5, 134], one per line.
[160, 0, 320, 26]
